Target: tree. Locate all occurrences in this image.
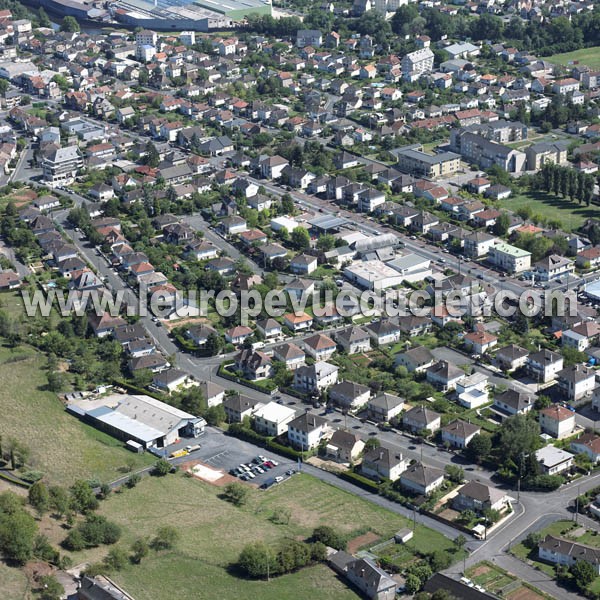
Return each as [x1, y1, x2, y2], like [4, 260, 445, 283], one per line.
[364, 437, 381, 451]
[405, 573, 422, 594]
[0, 79, 9, 97]
[291, 226, 310, 251]
[497, 414, 541, 476]
[151, 525, 179, 551]
[37, 8, 51, 28]
[0, 509, 37, 564]
[429, 549, 452, 571]
[49, 486, 70, 518]
[221, 482, 249, 506]
[444, 465, 464, 484]
[570, 559, 596, 591]
[61, 16, 80, 32]
[466, 434, 492, 463]
[152, 458, 171, 477]
[280, 193, 294, 214]
[453, 534, 466, 552]
[28, 481, 50, 516]
[144, 142, 160, 168]
[70, 480, 99, 514]
[103, 546, 129, 571]
[47, 371, 66, 392]
[38, 575, 64, 600]
[493, 212, 511, 237]
[312, 525, 346, 550]
[131, 538, 149, 564]
[238, 542, 274, 578]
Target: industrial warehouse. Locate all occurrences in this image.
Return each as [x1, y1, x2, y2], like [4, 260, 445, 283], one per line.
[39, 0, 272, 31]
[67, 393, 206, 449]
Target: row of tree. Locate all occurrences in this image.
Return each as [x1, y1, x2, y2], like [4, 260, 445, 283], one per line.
[533, 162, 595, 206]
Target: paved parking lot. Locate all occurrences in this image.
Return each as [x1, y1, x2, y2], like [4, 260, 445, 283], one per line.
[171, 427, 298, 488]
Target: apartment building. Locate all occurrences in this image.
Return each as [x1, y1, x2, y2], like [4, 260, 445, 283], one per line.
[488, 242, 531, 273]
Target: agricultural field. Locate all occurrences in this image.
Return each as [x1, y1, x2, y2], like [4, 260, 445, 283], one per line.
[546, 46, 600, 69]
[71, 473, 456, 600]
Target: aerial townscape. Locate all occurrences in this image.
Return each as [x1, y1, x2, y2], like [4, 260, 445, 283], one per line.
[5, 0, 600, 599]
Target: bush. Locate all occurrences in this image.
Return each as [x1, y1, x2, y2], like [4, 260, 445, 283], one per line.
[338, 470, 380, 493]
[62, 515, 121, 550]
[311, 526, 347, 551]
[221, 482, 249, 507]
[523, 474, 564, 491]
[152, 459, 171, 477]
[151, 525, 179, 551]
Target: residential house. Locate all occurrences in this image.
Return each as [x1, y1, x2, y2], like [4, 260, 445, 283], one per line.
[464, 329, 498, 355]
[287, 412, 329, 450]
[539, 405, 576, 439]
[538, 535, 600, 574]
[441, 420, 481, 448]
[400, 462, 445, 495]
[456, 372, 490, 409]
[494, 344, 529, 372]
[326, 430, 365, 463]
[492, 389, 535, 418]
[394, 346, 435, 373]
[368, 392, 405, 423]
[223, 394, 263, 423]
[273, 342, 306, 370]
[402, 406, 441, 434]
[344, 557, 397, 600]
[255, 318, 283, 340]
[329, 381, 371, 411]
[365, 319, 402, 347]
[571, 433, 600, 464]
[527, 349, 564, 383]
[453, 481, 510, 513]
[535, 446, 575, 475]
[303, 333, 337, 361]
[234, 349, 273, 380]
[534, 254, 574, 282]
[426, 360, 465, 391]
[335, 326, 371, 355]
[557, 365, 596, 401]
[294, 361, 338, 394]
[284, 312, 314, 332]
[290, 254, 318, 275]
[362, 443, 409, 482]
[198, 381, 225, 408]
[253, 402, 296, 436]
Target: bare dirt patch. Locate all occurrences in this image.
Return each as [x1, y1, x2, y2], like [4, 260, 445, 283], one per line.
[506, 586, 546, 600]
[471, 564, 491, 578]
[0, 477, 28, 496]
[181, 460, 237, 487]
[347, 531, 380, 554]
[163, 317, 209, 332]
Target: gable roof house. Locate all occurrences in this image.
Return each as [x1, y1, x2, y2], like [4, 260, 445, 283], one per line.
[441, 419, 481, 448]
[365, 319, 402, 346]
[526, 349, 564, 383]
[367, 392, 404, 423]
[273, 342, 306, 370]
[402, 406, 441, 434]
[362, 443, 409, 482]
[293, 361, 339, 393]
[453, 481, 510, 513]
[329, 381, 371, 411]
[223, 394, 263, 423]
[394, 346, 435, 373]
[538, 535, 600, 575]
[539, 405, 576, 439]
[234, 349, 273, 381]
[492, 389, 535, 418]
[400, 462, 445, 496]
[494, 344, 529, 372]
[571, 433, 600, 464]
[287, 412, 329, 450]
[344, 557, 397, 600]
[334, 326, 371, 355]
[426, 360, 465, 391]
[325, 429, 365, 463]
[557, 364, 596, 401]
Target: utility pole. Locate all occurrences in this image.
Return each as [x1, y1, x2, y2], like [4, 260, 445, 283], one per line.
[517, 477, 520, 503]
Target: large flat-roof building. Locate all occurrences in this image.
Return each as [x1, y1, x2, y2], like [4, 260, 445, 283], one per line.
[394, 145, 461, 179]
[344, 260, 405, 291]
[488, 242, 531, 273]
[67, 393, 205, 449]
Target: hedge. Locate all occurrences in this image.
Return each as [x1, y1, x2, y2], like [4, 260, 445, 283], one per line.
[227, 424, 308, 460]
[338, 470, 381, 493]
[218, 364, 278, 393]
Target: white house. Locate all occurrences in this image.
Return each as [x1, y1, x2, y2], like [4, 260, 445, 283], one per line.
[400, 463, 445, 495]
[535, 446, 574, 475]
[557, 365, 596, 401]
[571, 433, 600, 463]
[293, 362, 338, 393]
[539, 536, 600, 575]
[253, 402, 297, 437]
[539, 405, 576, 439]
[287, 413, 329, 450]
[362, 444, 409, 482]
[441, 420, 481, 449]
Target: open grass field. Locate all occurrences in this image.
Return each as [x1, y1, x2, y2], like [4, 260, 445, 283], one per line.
[0, 342, 152, 486]
[72, 473, 455, 600]
[546, 46, 600, 69]
[0, 562, 29, 600]
[498, 191, 595, 231]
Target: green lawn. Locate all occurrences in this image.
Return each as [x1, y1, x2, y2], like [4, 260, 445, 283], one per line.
[0, 342, 152, 486]
[546, 46, 600, 69]
[498, 190, 596, 232]
[0, 562, 29, 600]
[74, 473, 436, 600]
